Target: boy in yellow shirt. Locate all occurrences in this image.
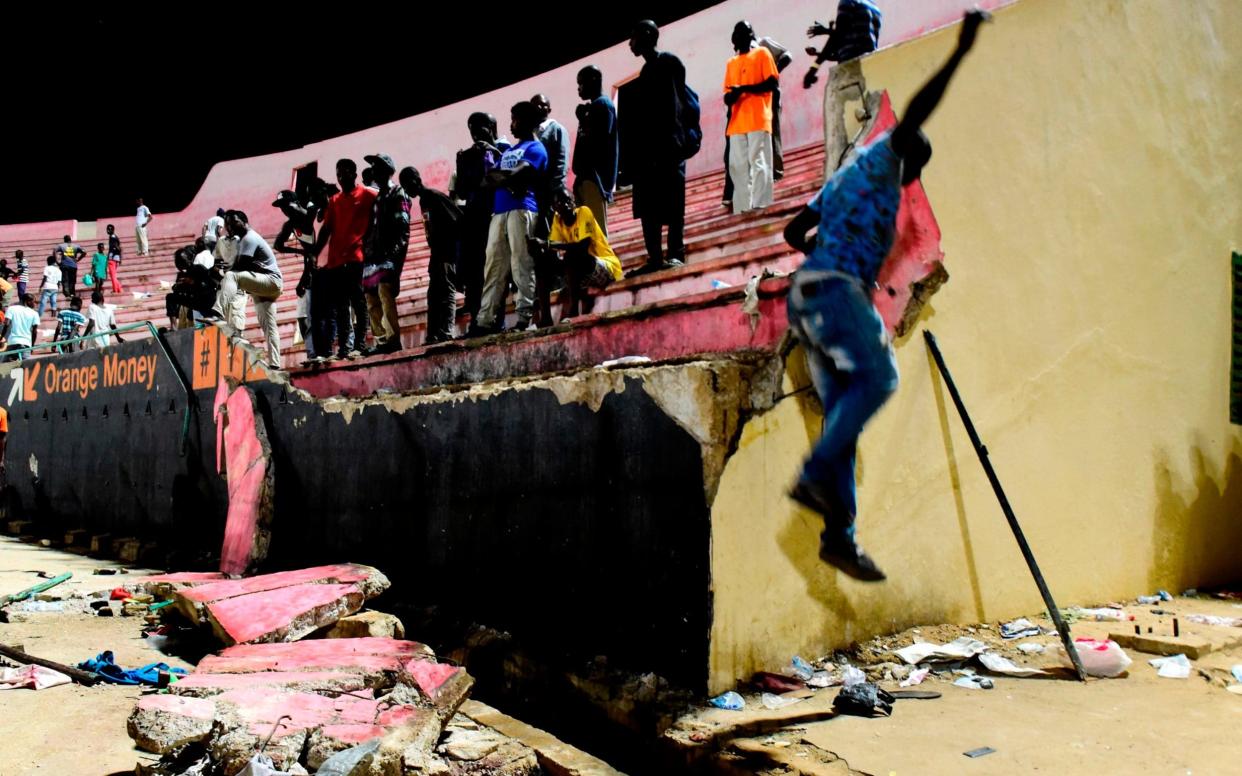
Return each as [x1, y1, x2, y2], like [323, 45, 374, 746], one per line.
[536, 188, 622, 320]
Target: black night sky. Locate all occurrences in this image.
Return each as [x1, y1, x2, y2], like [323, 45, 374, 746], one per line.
[3, 2, 723, 224]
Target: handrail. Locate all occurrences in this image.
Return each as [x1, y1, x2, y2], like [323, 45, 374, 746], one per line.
[5, 320, 199, 455]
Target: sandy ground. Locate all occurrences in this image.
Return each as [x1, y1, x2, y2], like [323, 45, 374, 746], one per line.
[0, 537, 185, 776]
[4, 535, 1242, 776]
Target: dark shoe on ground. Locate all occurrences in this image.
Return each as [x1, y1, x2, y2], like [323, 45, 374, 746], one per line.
[376, 339, 404, 354]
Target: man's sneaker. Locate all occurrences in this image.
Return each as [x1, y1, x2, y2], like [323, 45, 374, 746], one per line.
[345, 350, 362, 360]
[302, 356, 325, 367]
[818, 528, 886, 582]
[789, 479, 886, 581]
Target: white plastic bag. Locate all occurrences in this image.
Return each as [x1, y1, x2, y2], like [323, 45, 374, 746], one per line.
[1073, 638, 1132, 677]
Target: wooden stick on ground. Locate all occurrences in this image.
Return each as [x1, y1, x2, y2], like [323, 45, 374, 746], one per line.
[0, 572, 73, 606]
[0, 643, 99, 686]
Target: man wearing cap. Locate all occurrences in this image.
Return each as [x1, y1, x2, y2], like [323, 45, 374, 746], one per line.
[210, 210, 284, 367]
[361, 153, 410, 354]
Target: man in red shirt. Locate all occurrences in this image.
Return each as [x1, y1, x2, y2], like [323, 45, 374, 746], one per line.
[312, 159, 377, 359]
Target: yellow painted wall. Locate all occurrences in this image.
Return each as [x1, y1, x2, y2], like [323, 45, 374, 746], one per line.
[708, 0, 1242, 692]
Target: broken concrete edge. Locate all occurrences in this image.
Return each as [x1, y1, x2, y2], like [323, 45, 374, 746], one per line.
[204, 584, 365, 646]
[171, 564, 390, 625]
[460, 699, 628, 776]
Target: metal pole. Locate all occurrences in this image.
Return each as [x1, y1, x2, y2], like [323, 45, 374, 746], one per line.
[924, 330, 1087, 681]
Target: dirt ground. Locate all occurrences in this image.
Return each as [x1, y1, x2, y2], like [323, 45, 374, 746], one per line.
[673, 597, 1242, 775]
[4, 535, 1242, 775]
[0, 537, 186, 776]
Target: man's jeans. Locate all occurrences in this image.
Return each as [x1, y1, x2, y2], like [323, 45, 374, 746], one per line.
[38, 289, 57, 317]
[216, 270, 283, 367]
[788, 272, 898, 524]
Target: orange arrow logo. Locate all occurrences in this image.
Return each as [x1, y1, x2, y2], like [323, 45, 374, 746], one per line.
[23, 363, 40, 401]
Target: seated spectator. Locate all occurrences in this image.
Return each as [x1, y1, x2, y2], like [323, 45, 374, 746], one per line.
[193, 237, 214, 269]
[83, 289, 124, 349]
[474, 102, 548, 334]
[536, 188, 622, 320]
[54, 296, 89, 350]
[400, 165, 462, 345]
[38, 255, 61, 318]
[208, 210, 284, 368]
[3, 294, 39, 361]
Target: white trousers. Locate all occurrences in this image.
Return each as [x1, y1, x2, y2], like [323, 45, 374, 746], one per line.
[728, 130, 774, 214]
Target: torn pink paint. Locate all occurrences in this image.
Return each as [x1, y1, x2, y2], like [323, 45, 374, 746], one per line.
[863, 93, 947, 335]
[405, 659, 463, 700]
[216, 382, 275, 576]
[205, 583, 364, 645]
[133, 572, 228, 585]
[196, 652, 409, 678]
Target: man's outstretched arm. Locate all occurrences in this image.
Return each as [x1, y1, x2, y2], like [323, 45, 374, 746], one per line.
[892, 9, 989, 155]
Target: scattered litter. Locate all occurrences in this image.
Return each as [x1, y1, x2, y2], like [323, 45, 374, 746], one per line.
[894, 637, 986, 665]
[599, 355, 651, 368]
[1186, 614, 1242, 627]
[1149, 654, 1191, 679]
[92, 568, 126, 575]
[90, 600, 115, 617]
[789, 655, 816, 681]
[709, 691, 745, 711]
[807, 670, 835, 688]
[710, 279, 732, 289]
[753, 671, 805, 693]
[964, 747, 996, 759]
[999, 618, 1041, 639]
[899, 668, 930, 687]
[0, 664, 72, 691]
[1227, 685, 1242, 696]
[833, 682, 894, 717]
[316, 738, 381, 776]
[952, 673, 994, 690]
[1017, 643, 1045, 654]
[840, 664, 866, 687]
[1070, 607, 1130, 622]
[110, 587, 132, 601]
[978, 652, 1048, 677]
[1231, 665, 1242, 684]
[132, 292, 153, 300]
[761, 692, 804, 710]
[1158, 590, 1173, 601]
[1073, 638, 1132, 678]
[1137, 595, 1161, 605]
[0, 571, 73, 605]
[13, 600, 64, 612]
[77, 651, 187, 686]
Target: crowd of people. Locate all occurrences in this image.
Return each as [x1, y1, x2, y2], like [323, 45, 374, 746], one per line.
[1, 5, 887, 370]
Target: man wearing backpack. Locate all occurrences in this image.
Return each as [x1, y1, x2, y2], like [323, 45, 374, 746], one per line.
[724, 21, 779, 215]
[623, 19, 697, 277]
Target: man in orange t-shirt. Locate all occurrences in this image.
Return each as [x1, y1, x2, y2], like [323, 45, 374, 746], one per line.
[723, 20, 779, 214]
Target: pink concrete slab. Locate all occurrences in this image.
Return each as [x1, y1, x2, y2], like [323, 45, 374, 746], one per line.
[196, 652, 407, 678]
[217, 382, 275, 576]
[180, 564, 386, 606]
[217, 637, 431, 661]
[171, 670, 368, 697]
[405, 659, 464, 699]
[205, 583, 363, 645]
[135, 694, 217, 719]
[215, 688, 397, 730]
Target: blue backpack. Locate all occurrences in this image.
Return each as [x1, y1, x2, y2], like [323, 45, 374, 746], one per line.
[672, 82, 702, 161]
